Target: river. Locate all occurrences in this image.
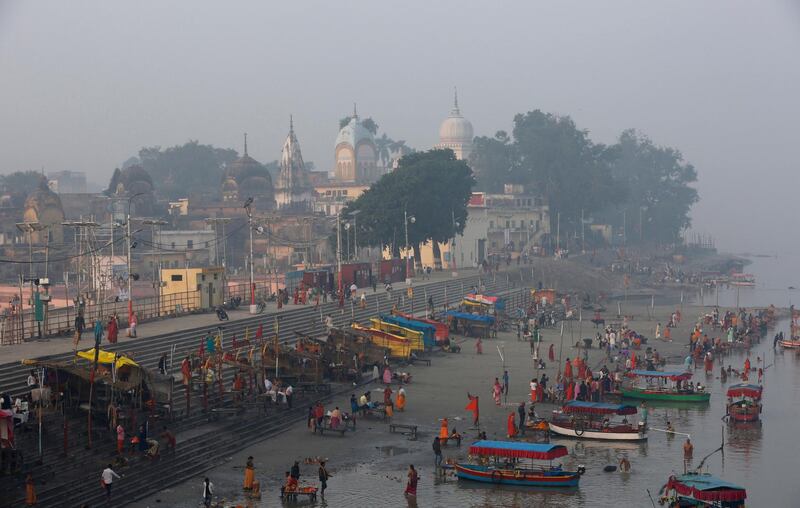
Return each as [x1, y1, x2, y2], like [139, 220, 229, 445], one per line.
[302, 254, 800, 507]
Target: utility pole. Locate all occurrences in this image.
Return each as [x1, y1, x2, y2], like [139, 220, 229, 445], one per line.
[205, 217, 232, 301]
[556, 212, 560, 253]
[581, 209, 585, 254]
[451, 209, 459, 276]
[142, 219, 167, 316]
[124, 193, 144, 327]
[350, 210, 361, 261]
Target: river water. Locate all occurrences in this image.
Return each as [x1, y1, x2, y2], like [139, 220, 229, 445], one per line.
[288, 255, 799, 507]
[196, 254, 799, 507]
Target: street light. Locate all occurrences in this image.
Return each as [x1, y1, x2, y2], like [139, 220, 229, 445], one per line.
[243, 197, 256, 314]
[349, 210, 361, 261]
[404, 208, 415, 282]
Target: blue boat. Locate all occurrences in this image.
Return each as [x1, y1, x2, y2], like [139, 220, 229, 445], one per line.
[660, 472, 747, 507]
[455, 440, 582, 487]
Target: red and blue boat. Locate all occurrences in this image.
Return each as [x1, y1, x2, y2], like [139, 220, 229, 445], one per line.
[726, 383, 762, 423]
[660, 472, 747, 507]
[549, 401, 647, 441]
[455, 441, 582, 487]
[622, 370, 710, 402]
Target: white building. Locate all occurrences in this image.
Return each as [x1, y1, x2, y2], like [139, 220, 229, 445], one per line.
[435, 89, 473, 160]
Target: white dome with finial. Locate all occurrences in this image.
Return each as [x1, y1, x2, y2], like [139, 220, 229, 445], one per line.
[436, 88, 474, 160]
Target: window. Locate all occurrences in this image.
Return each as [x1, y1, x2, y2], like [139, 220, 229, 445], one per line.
[505, 220, 510, 228]
[511, 220, 516, 228]
[205, 242, 209, 248]
[171, 242, 176, 249]
[171, 274, 183, 282]
[187, 240, 194, 249]
[491, 241, 497, 248]
[489, 220, 494, 228]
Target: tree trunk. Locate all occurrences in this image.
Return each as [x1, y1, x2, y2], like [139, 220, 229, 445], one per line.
[432, 242, 443, 271]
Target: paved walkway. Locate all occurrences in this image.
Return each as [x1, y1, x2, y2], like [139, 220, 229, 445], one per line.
[0, 267, 490, 363]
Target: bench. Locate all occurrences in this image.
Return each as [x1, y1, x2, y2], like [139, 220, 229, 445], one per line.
[410, 357, 431, 366]
[281, 486, 318, 502]
[441, 435, 462, 447]
[314, 423, 347, 437]
[389, 423, 418, 440]
[362, 405, 387, 421]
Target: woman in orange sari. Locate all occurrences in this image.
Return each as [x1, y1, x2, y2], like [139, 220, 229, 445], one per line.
[439, 418, 449, 440]
[507, 412, 518, 438]
[396, 387, 406, 411]
[243, 456, 255, 490]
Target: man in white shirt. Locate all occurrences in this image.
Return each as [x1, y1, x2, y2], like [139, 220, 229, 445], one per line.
[101, 464, 121, 500]
[285, 385, 293, 408]
[203, 477, 214, 507]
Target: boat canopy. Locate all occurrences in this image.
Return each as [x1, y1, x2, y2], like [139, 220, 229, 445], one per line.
[563, 401, 637, 416]
[726, 383, 763, 399]
[629, 370, 692, 381]
[380, 314, 436, 348]
[444, 311, 495, 324]
[465, 294, 505, 309]
[76, 348, 139, 369]
[469, 440, 568, 460]
[667, 473, 747, 503]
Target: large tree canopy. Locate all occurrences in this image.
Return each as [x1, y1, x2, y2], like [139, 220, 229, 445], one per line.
[126, 141, 238, 200]
[606, 129, 699, 243]
[339, 149, 474, 256]
[470, 110, 698, 245]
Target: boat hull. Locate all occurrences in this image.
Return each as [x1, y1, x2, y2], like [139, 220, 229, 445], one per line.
[728, 403, 761, 422]
[621, 388, 710, 402]
[454, 463, 580, 487]
[779, 340, 800, 349]
[548, 422, 647, 441]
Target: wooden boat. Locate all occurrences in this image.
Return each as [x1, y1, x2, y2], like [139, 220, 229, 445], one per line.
[726, 383, 762, 423]
[621, 370, 710, 402]
[369, 318, 425, 352]
[392, 311, 449, 344]
[549, 401, 647, 441]
[444, 310, 495, 339]
[455, 440, 582, 487]
[659, 472, 747, 507]
[351, 323, 413, 360]
[778, 338, 800, 349]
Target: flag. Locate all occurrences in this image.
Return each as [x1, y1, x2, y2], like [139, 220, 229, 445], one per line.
[465, 398, 478, 412]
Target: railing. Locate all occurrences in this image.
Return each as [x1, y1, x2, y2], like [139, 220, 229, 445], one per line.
[0, 288, 203, 345]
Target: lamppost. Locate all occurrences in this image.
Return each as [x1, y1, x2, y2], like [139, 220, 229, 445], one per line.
[404, 208, 415, 283]
[349, 210, 361, 261]
[451, 209, 459, 276]
[243, 197, 256, 313]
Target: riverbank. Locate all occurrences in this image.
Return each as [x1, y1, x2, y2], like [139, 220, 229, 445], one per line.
[139, 299, 740, 508]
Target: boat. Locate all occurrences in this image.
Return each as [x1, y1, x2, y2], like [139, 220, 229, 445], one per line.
[726, 383, 762, 423]
[549, 401, 647, 441]
[621, 370, 710, 402]
[778, 339, 800, 349]
[729, 273, 755, 287]
[659, 472, 747, 507]
[455, 440, 583, 487]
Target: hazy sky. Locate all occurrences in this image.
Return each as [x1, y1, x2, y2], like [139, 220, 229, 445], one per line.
[1, 1, 798, 252]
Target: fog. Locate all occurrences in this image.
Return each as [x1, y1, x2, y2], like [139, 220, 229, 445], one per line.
[1, 1, 798, 252]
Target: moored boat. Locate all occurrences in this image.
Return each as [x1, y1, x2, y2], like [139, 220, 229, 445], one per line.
[455, 441, 582, 487]
[726, 383, 762, 423]
[659, 472, 747, 507]
[622, 370, 710, 402]
[549, 401, 647, 441]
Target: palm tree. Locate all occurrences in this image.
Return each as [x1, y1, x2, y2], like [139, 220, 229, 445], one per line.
[375, 133, 393, 169]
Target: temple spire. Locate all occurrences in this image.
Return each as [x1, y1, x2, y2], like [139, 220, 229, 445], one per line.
[289, 115, 294, 134]
[454, 86, 459, 110]
[243, 132, 248, 156]
[353, 102, 358, 119]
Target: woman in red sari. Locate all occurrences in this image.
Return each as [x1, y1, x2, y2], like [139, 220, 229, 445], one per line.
[107, 315, 119, 344]
[404, 465, 418, 498]
[564, 358, 573, 379]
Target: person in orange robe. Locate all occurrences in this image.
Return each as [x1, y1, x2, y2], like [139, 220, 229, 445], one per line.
[564, 358, 573, 379]
[507, 412, 518, 438]
[25, 474, 36, 506]
[548, 344, 555, 361]
[243, 456, 255, 490]
[744, 358, 751, 372]
[439, 418, 449, 440]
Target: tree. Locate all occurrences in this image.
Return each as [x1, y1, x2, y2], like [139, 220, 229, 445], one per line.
[609, 129, 698, 243]
[361, 118, 378, 135]
[468, 131, 516, 193]
[336, 149, 474, 267]
[374, 133, 394, 168]
[0, 171, 45, 207]
[134, 141, 238, 200]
